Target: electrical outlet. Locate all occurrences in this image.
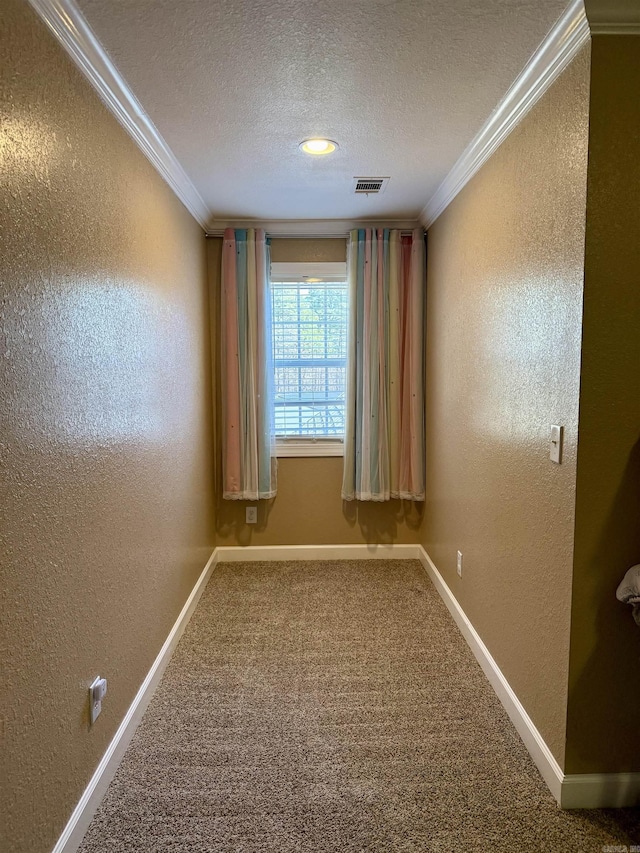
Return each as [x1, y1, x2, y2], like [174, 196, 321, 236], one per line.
[456, 551, 463, 578]
[89, 676, 107, 726]
[246, 506, 257, 524]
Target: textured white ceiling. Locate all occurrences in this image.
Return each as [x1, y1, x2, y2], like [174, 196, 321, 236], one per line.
[75, 0, 569, 224]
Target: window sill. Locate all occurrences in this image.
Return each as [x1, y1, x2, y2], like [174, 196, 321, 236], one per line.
[273, 440, 344, 458]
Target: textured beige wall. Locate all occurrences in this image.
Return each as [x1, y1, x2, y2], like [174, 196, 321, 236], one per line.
[216, 456, 423, 545]
[271, 238, 347, 264]
[0, 4, 214, 852]
[208, 236, 424, 546]
[422, 48, 591, 767]
[566, 36, 640, 775]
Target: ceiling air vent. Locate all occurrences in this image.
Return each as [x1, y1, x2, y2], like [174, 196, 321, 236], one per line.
[353, 176, 389, 195]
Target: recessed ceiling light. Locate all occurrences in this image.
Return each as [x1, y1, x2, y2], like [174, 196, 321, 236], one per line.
[299, 138, 338, 156]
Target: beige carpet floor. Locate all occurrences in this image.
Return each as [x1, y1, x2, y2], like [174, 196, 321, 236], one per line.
[78, 560, 640, 852]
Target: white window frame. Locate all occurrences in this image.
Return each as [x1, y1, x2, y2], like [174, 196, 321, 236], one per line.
[270, 261, 347, 458]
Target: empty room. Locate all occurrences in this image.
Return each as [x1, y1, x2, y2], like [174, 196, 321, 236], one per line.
[3, 0, 640, 851]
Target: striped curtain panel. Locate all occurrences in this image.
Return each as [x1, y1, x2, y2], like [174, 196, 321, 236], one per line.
[342, 228, 425, 502]
[221, 228, 276, 500]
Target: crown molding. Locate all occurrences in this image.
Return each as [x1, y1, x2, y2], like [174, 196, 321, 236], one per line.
[588, 20, 640, 34]
[585, 0, 640, 33]
[27, 0, 210, 229]
[589, 24, 640, 33]
[206, 218, 422, 237]
[420, 0, 590, 229]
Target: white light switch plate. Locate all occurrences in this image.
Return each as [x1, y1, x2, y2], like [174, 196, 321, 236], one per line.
[550, 425, 563, 464]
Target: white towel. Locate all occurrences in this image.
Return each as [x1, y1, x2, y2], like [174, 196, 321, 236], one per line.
[616, 564, 640, 626]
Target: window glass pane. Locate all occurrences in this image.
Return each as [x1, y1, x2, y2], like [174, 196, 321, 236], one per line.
[271, 281, 347, 438]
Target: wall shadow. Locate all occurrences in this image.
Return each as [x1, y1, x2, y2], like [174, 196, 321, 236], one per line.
[342, 498, 424, 545]
[566, 436, 640, 775]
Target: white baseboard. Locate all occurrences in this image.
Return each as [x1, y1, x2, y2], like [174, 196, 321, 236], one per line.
[52, 548, 219, 853]
[214, 543, 422, 562]
[560, 773, 640, 809]
[417, 545, 640, 809]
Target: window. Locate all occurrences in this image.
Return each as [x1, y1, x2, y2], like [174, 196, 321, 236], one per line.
[270, 262, 348, 456]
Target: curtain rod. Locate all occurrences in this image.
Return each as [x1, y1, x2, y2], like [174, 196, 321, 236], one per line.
[205, 230, 421, 239]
